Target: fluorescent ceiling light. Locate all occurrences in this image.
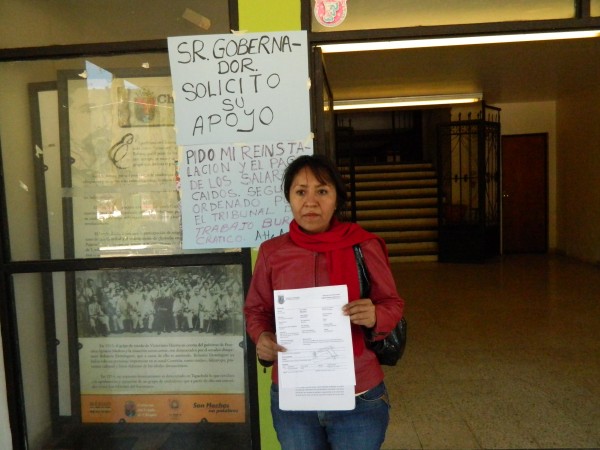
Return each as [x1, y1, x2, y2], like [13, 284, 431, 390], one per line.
[320, 29, 600, 53]
[333, 93, 482, 111]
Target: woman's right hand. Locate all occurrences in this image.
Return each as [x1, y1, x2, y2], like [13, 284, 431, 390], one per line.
[257, 331, 286, 362]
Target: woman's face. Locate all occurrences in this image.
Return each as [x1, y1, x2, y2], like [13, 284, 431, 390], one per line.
[289, 167, 337, 234]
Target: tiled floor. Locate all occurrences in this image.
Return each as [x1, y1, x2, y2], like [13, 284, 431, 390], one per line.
[382, 254, 600, 450]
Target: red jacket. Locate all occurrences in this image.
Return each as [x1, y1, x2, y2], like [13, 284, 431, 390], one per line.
[244, 232, 404, 393]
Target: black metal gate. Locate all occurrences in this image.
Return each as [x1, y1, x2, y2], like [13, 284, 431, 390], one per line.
[437, 103, 501, 262]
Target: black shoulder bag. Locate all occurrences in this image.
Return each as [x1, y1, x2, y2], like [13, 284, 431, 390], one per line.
[353, 244, 407, 366]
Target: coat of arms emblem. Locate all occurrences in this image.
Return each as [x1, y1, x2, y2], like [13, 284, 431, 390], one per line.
[314, 0, 348, 28]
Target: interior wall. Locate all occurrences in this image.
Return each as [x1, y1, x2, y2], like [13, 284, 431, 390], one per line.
[0, 0, 231, 48]
[0, 326, 12, 450]
[556, 88, 600, 263]
[497, 101, 557, 251]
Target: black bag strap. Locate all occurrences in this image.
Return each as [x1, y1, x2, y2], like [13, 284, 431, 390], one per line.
[353, 244, 371, 298]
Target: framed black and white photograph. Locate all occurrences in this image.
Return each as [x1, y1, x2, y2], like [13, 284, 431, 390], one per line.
[75, 265, 247, 424]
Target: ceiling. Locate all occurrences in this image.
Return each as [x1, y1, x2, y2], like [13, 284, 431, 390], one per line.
[320, 36, 600, 105]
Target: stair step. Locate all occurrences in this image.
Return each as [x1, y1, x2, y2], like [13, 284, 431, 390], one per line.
[339, 163, 434, 174]
[358, 217, 438, 231]
[386, 241, 438, 254]
[356, 198, 438, 209]
[344, 170, 436, 182]
[354, 179, 437, 190]
[389, 254, 439, 263]
[355, 187, 438, 200]
[374, 230, 438, 242]
[356, 207, 438, 220]
[386, 241, 438, 253]
[341, 162, 440, 261]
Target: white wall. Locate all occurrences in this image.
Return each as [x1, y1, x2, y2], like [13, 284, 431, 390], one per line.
[556, 88, 600, 263]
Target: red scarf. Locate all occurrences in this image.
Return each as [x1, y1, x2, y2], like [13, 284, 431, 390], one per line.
[289, 218, 388, 355]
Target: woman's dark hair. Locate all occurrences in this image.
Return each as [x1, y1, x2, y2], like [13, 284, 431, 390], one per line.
[282, 154, 347, 219]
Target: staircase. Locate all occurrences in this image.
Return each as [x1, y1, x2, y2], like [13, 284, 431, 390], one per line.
[341, 163, 439, 263]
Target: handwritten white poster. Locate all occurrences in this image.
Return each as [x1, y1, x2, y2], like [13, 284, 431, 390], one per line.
[179, 140, 312, 249]
[168, 31, 311, 145]
[168, 31, 314, 249]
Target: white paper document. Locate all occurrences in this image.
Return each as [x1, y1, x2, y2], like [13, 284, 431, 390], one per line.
[274, 285, 356, 410]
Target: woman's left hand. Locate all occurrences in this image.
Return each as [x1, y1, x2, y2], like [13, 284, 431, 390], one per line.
[343, 298, 376, 328]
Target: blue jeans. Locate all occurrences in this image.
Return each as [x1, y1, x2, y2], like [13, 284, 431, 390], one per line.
[270, 382, 390, 450]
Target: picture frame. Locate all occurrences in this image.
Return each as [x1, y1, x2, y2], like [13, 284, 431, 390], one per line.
[28, 81, 73, 419]
[29, 77, 259, 448]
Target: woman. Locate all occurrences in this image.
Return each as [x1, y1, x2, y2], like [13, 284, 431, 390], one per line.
[244, 154, 404, 450]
